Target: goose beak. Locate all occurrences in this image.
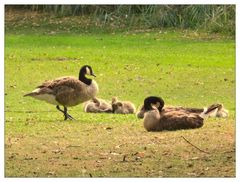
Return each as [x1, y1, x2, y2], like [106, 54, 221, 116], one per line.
[91, 73, 96, 77]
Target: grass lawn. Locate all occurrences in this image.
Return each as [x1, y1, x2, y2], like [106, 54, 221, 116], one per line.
[5, 28, 235, 177]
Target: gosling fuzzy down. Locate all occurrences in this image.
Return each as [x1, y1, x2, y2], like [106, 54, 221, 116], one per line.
[84, 98, 112, 113]
[112, 97, 136, 114]
[24, 65, 99, 120]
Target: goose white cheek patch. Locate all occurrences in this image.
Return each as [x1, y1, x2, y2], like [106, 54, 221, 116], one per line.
[86, 67, 91, 75]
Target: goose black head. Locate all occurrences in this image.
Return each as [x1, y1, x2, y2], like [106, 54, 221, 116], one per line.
[144, 96, 165, 112]
[81, 65, 96, 77]
[79, 65, 96, 85]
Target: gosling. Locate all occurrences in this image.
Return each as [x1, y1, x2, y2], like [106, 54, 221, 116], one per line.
[84, 98, 112, 113]
[112, 97, 136, 114]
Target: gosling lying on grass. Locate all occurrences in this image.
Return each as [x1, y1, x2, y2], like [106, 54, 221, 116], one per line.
[137, 96, 229, 119]
[112, 97, 136, 114]
[84, 98, 112, 113]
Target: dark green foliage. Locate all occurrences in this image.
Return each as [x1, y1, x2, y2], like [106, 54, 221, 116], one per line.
[6, 5, 235, 35]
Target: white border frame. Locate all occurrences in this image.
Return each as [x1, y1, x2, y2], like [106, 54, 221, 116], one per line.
[1, 1, 239, 182]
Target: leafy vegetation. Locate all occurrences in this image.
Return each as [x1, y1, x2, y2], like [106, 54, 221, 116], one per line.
[6, 5, 235, 36]
[4, 9, 235, 177]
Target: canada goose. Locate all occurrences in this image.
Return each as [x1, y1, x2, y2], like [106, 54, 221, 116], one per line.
[84, 97, 112, 113]
[24, 65, 99, 120]
[137, 96, 228, 119]
[111, 97, 136, 114]
[141, 97, 221, 132]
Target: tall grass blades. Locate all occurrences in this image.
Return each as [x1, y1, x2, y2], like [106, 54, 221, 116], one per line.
[5, 5, 235, 35]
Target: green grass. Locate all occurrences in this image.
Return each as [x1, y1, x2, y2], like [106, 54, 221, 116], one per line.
[5, 30, 235, 177]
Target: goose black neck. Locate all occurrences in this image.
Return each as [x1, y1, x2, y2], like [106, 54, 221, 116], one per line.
[79, 70, 92, 85]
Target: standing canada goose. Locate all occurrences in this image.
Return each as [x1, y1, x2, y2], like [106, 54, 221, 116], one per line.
[111, 97, 136, 114]
[141, 97, 221, 132]
[83, 97, 112, 113]
[24, 65, 99, 120]
[137, 96, 228, 119]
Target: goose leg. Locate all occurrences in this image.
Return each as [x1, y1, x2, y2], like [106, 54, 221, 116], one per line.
[63, 106, 75, 120]
[56, 105, 75, 120]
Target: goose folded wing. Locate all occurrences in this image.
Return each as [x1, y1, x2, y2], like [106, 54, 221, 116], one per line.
[53, 80, 85, 106]
[54, 85, 77, 105]
[37, 76, 75, 89]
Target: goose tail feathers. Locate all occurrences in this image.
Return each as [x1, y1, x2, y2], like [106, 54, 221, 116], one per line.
[24, 92, 37, 97]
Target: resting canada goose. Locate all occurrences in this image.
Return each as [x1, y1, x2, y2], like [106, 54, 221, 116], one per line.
[24, 65, 99, 120]
[84, 97, 112, 113]
[137, 96, 228, 119]
[141, 96, 222, 132]
[112, 97, 136, 114]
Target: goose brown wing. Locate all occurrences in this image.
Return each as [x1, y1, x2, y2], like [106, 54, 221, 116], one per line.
[52, 78, 86, 106]
[163, 106, 203, 114]
[37, 76, 75, 89]
[159, 110, 203, 130]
